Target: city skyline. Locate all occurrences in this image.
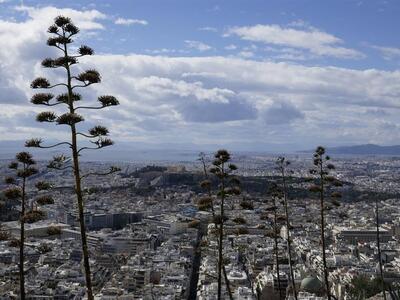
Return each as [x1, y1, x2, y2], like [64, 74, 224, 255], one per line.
[1, 0, 400, 152]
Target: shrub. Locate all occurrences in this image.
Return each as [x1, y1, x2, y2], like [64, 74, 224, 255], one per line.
[0, 230, 10, 241]
[240, 201, 254, 210]
[23, 210, 45, 223]
[236, 227, 249, 235]
[233, 217, 247, 224]
[188, 220, 201, 228]
[9, 239, 21, 247]
[47, 226, 61, 235]
[36, 195, 54, 205]
[38, 243, 52, 254]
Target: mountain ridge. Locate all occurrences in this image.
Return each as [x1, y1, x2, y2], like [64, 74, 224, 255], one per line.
[300, 144, 400, 155]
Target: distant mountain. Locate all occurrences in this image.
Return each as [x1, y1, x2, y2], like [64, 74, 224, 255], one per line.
[0, 140, 296, 162]
[0, 140, 213, 162]
[301, 144, 400, 155]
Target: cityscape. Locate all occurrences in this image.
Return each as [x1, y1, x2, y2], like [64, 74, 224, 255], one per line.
[1, 1, 400, 299]
[1, 152, 400, 299]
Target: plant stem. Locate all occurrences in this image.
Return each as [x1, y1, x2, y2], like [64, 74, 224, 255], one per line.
[376, 197, 386, 300]
[63, 30, 94, 300]
[19, 164, 26, 300]
[272, 195, 283, 300]
[200, 157, 233, 300]
[281, 167, 298, 300]
[320, 162, 331, 300]
[217, 162, 225, 300]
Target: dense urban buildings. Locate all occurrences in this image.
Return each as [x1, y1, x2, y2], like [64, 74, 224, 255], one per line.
[1, 154, 400, 299]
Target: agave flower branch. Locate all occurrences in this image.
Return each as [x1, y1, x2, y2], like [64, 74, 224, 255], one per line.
[26, 138, 72, 149]
[77, 137, 114, 154]
[80, 166, 121, 180]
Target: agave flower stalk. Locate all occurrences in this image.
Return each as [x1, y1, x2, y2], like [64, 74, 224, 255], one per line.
[309, 146, 342, 300]
[208, 150, 241, 300]
[198, 152, 233, 300]
[276, 157, 298, 300]
[3, 152, 53, 299]
[27, 16, 120, 300]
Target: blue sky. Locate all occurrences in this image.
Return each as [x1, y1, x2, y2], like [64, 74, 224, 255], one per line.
[3, 0, 397, 67]
[1, 0, 400, 152]
[4, 0, 395, 68]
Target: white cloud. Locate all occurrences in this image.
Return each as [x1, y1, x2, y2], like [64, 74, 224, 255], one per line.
[265, 47, 312, 61]
[225, 44, 237, 50]
[1, 6, 400, 149]
[198, 26, 217, 32]
[262, 101, 304, 125]
[146, 48, 175, 54]
[132, 76, 235, 104]
[78, 54, 400, 146]
[14, 5, 106, 30]
[0, 5, 106, 108]
[371, 45, 400, 60]
[238, 51, 254, 58]
[226, 24, 364, 59]
[184, 40, 212, 51]
[114, 17, 148, 26]
[287, 19, 310, 28]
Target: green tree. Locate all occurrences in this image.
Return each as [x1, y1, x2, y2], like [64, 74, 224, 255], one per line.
[2, 152, 52, 299]
[26, 16, 120, 299]
[276, 157, 298, 300]
[309, 146, 342, 300]
[347, 275, 383, 299]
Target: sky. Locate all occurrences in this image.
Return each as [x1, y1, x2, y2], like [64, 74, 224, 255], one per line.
[1, 0, 400, 153]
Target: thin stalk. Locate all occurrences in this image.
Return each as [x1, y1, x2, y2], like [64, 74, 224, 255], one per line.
[200, 157, 233, 300]
[319, 163, 331, 300]
[217, 161, 225, 300]
[281, 168, 298, 300]
[272, 195, 283, 300]
[19, 164, 26, 300]
[376, 197, 386, 300]
[63, 30, 94, 300]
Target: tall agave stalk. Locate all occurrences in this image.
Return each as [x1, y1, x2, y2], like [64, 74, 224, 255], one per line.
[309, 146, 342, 300]
[207, 150, 241, 300]
[26, 16, 120, 299]
[3, 152, 53, 299]
[268, 182, 283, 300]
[276, 157, 298, 300]
[367, 168, 387, 300]
[375, 196, 387, 300]
[198, 153, 233, 300]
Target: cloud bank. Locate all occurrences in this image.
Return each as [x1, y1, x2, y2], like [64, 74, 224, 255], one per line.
[1, 5, 400, 151]
[226, 24, 364, 59]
